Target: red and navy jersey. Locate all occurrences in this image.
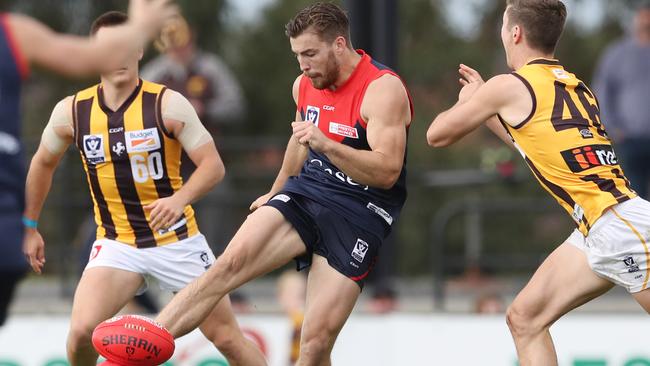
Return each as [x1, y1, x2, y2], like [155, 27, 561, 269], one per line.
[0, 13, 30, 271]
[283, 50, 412, 236]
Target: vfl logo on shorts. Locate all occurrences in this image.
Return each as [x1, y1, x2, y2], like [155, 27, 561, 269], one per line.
[306, 105, 320, 126]
[200, 251, 212, 270]
[351, 238, 369, 263]
[560, 144, 618, 173]
[83, 134, 106, 164]
[623, 256, 639, 273]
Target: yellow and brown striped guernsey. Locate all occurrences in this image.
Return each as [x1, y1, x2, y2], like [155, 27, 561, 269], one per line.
[501, 59, 636, 235]
[73, 79, 198, 247]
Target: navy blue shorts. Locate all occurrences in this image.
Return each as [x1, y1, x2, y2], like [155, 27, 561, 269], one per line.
[265, 191, 382, 288]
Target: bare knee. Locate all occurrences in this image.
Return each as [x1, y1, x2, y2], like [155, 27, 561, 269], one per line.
[299, 330, 334, 363]
[506, 302, 546, 339]
[67, 321, 95, 351]
[207, 327, 238, 353]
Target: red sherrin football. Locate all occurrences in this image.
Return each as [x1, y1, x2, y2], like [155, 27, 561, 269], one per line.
[92, 315, 175, 366]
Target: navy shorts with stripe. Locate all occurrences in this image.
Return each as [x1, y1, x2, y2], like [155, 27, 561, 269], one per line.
[265, 191, 382, 288]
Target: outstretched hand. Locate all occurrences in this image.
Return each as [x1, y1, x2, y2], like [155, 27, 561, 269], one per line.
[128, 0, 179, 40]
[23, 229, 46, 274]
[457, 64, 485, 104]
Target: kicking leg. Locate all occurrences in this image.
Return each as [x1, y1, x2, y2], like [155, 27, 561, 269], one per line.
[67, 267, 143, 366]
[506, 242, 614, 366]
[157, 206, 306, 337]
[297, 255, 361, 366]
[198, 295, 266, 366]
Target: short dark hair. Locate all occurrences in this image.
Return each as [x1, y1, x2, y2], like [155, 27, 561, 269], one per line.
[285, 2, 351, 45]
[90, 11, 128, 36]
[506, 0, 567, 54]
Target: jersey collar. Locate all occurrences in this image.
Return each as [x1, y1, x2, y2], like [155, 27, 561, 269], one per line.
[97, 78, 143, 115]
[526, 58, 561, 66]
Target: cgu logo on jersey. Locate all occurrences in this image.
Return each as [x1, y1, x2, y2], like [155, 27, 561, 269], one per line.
[305, 105, 320, 126]
[83, 134, 106, 164]
[125, 128, 161, 153]
[560, 144, 618, 173]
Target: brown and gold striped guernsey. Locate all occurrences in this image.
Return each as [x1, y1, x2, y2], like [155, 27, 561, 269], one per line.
[73, 79, 198, 247]
[501, 59, 637, 236]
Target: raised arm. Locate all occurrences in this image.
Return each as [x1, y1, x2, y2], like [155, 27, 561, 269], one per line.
[23, 97, 74, 274]
[145, 89, 221, 232]
[291, 74, 411, 189]
[250, 75, 309, 210]
[8, 0, 176, 77]
[427, 72, 530, 147]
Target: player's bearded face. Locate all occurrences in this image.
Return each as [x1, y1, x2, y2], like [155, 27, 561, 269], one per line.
[307, 50, 340, 90]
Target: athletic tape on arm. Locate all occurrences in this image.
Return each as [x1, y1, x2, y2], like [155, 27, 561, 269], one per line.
[41, 97, 73, 154]
[161, 89, 213, 151]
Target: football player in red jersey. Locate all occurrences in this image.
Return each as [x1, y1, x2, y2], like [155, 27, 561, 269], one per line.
[153, 3, 412, 365]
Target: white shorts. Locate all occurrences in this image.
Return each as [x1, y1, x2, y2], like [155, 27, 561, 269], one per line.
[567, 197, 650, 293]
[85, 234, 215, 294]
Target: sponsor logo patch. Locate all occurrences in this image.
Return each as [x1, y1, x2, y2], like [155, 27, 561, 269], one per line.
[89, 244, 102, 261]
[561, 144, 618, 173]
[572, 203, 584, 224]
[270, 194, 291, 203]
[328, 122, 359, 139]
[157, 217, 187, 235]
[351, 238, 369, 263]
[83, 134, 106, 164]
[552, 68, 570, 79]
[579, 128, 593, 139]
[125, 128, 161, 153]
[367, 202, 393, 225]
[306, 105, 320, 126]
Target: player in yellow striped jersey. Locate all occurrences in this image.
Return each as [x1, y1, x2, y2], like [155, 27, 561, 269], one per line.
[21, 12, 266, 366]
[427, 0, 649, 365]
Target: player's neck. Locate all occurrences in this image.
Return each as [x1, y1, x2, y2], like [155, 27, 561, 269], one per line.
[100, 77, 140, 111]
[331, 49, 362, 90]
[512, 49, 555, 70]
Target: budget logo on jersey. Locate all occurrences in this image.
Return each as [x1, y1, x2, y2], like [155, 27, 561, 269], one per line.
[125, 128, 161, 153]
[306, 105, 320, 126]
[83, 134, 105, 164]
[329, 122, 359, 139]
[351, 238, 369, 263]
[560, 144, 618, 173]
